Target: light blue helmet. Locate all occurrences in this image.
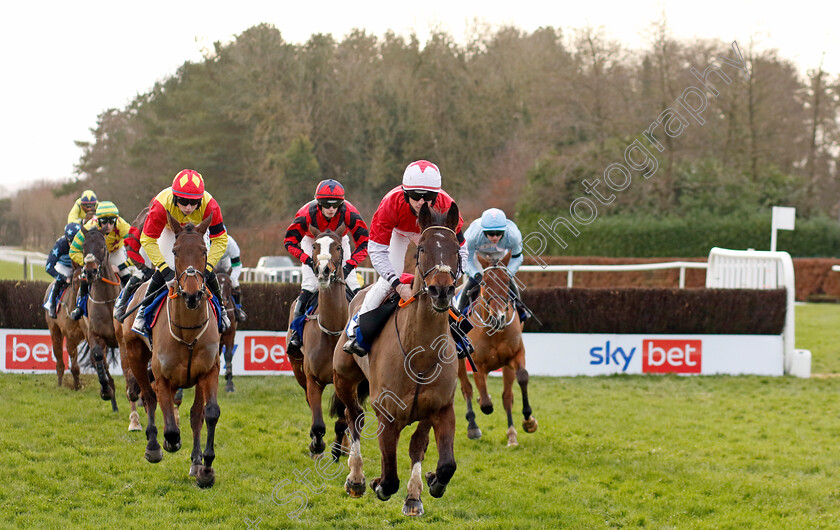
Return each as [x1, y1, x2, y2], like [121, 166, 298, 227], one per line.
[480, 208, 507, 232]
[64, 222, 81, 242]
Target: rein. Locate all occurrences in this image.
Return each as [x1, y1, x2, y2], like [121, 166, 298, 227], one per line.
[166, 287, 212, 382]
[398, 225, 461, 308]
[83, 250, 119, 304]
[308, 237, 347, 335]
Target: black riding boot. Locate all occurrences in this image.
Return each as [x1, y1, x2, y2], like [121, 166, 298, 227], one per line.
[205, 270, 231, 332]
[509, 279, 532, 322]
[287, 289, 315, 355]
[232, 286, 247, 322]
[115, 274, 143, 323]
[132, 269, 169, 333]
[456, 274, 482, 315]
[70, 282, 89, 320]
[48, 277, 67, 318]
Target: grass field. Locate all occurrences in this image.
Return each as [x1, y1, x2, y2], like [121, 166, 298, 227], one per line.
[0, 259, 51, 282]
[2, 306, 840, 528]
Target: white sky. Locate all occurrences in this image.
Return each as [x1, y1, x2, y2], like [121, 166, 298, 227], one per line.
[1, 0, 838, 197]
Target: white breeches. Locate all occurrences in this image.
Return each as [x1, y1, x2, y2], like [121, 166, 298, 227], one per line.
[357, 231, 411, 315]
[300, 234, 361, 292]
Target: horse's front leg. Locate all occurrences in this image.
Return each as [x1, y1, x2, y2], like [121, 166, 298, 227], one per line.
[515, 352, 537, 434]
[502, 366, 518, 447]
[222, 341, 235, 392]
[154, 375, 181, 454]
[90, 339, 113, 401]
[306, 374, 327, 456]
[473, 366, 494, 415]
[334, 374, 366, 497]
[403, 419, 432, 516]
[189, 383, 206, 478]
[372, 419, 401, 502]
[426, 404, 457, 499]
[196, 368, 220, 489]
[48, 326, 66, 388]
[457, 358, 481, 439]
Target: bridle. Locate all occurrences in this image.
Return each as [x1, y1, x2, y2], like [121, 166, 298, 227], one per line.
[309, 235, 346, 335]
[82, 234, 120, 305]
[399, 225, 461, 307]
[476, 263, 515, 329]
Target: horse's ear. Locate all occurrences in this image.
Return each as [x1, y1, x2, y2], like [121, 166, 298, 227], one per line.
[80, 224, 88, 236]
[167, 211, 182, 234]
[310, 227, 321, 238]
[444, 202, 460, 232]
[418, 203, 433, 231]
[196, 212, 213, 235]
[501, 250, 512, 266]
[476, 253, 490, 268]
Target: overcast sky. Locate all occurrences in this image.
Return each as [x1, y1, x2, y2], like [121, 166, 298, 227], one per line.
[1, 0, 838, 197]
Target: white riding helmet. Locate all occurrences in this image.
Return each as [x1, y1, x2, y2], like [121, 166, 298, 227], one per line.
[402, 160, 441, 192]
[480, 208, 507, 232]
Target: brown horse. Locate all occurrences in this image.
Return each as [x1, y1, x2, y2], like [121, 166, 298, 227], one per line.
[78, 226, 120, 409]
[287, 229, 349, 459]
[44, 270, 85, 389]
[457, 252, 537, 447]
[214, 267, 237, 393]
[117, 213, 221, 488]
[333, 203, 462, 517]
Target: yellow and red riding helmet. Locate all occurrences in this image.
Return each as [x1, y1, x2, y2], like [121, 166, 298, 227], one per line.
[172, 169, 205, 199]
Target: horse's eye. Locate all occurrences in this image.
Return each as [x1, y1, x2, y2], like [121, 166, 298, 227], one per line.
[418, 247, 424, 253]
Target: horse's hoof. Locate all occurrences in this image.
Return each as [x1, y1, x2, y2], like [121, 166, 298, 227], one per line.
[507, 426, 518, 447]
[507, 439, 519, 447]
[128, 411, 142, 431]
[523, 416, 538, 433]
[480, 404, 493, 415]
[374, 484, 391, 502]
[402, 497, 424, 517]
[163, 439, 181, 453]
[224, 380, 235, 393]
[425, 472, 447, 498]
[190, 463, 200, 477]
[309, 438, 326, 455]
[145, 448, 163, 463]
[344, 478, 366, 498]
[99, 389, 112, 401]
[196, 466, 215, 489]
[467, 427, 482, 440]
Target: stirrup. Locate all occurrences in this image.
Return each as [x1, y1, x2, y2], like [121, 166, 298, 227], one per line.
[131, 307, 146, 333]
[343, 338, 368, 357]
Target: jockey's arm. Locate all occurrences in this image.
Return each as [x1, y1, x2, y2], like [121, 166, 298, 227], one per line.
[67, 200, 83, 224]
[226, 236, 243, 283]
[207, 229, 228, 269]
[284, 215, 310, 264]
[463, 221, 482, 278]
[45, 239, 64, 278]
[345, 207, 369, 267]
[506, 223, 524, 275]
[68, 227, 87, 267]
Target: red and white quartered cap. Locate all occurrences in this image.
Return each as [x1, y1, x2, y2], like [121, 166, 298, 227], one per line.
[402, 160, 441, 192]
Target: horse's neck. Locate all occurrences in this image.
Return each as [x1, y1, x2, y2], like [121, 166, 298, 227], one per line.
[168, 294, 209, 324]
[94, 252, 119, 297]
[318, 281, 347, 327]
[398, 277, 450, 349]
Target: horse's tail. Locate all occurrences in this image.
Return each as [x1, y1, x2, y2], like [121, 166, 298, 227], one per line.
[356, 379, 370, 407]
[328, 389, 345, 419]
[78, 342, 120, 369]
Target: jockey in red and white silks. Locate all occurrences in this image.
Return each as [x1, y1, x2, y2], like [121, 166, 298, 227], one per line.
[343, 160, 467, 356]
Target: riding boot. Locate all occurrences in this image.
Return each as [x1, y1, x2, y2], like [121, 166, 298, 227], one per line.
[70, 282, 89, 320]
[345, 285, 360, 303]
[232, 286, 247, 322]
[114, 274, 143, 323]
[48, 277, 66, 318]
[509, 279, 532, 322]
[132, 269, 169, 334]
[456, 274, 482, 315]
[206, 270, 231, 332]
[450, 308, 475, 358]
[287, 289, 315, 356]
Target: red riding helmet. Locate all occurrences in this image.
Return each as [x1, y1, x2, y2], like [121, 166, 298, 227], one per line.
[172, 169, 205, 199]
[314, 179, 345, 201]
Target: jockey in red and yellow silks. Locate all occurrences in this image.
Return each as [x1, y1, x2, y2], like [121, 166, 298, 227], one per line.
[125, 169, 231, 334]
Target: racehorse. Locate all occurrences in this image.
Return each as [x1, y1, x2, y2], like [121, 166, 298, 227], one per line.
[78, 225, 121, 410]
[287, 229, 349, 459]
[44, 270, 85, 389]
[456, 252, 537, 446]
[333, 203, 462, 517]
[117, 213, 221, 488]
[214, 266, 237, 393]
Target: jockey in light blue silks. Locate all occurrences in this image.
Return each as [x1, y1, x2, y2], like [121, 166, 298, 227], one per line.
[455, 208, 532, 323]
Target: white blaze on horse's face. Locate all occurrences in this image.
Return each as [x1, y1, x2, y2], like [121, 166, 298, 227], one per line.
[315, 235, 334, 277]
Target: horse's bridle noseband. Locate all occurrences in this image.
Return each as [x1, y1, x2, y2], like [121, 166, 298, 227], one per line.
[401, 225, 461, 306]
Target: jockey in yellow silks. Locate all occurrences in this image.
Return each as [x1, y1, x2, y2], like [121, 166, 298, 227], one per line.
[128, 169, 230, 333]
[67, 189, 97, 224]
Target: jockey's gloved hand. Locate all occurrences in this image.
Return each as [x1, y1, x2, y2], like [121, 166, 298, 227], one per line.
[473, 272, 482, 282]
[158, 264, 176, 286]
[205, 263, 215, 275]
[342, 263, 355, 279]
[56, 274, 68, 283]
[305, 257, 318, 274]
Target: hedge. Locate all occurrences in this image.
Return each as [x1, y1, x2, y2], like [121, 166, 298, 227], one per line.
[1, 281, 785, 335]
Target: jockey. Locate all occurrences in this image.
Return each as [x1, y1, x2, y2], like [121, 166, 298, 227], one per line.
[284, 179, 369, 355]
[216, 233, 247, 322]
[113, 211, 154, 322]
[343, 160, 468, 357]
[44, 222, 82, 318]
[68, 201, 133, 320]
[456, 208, 532, 323]
[67, 189, 98, 224]
[131, 169, 230, 335]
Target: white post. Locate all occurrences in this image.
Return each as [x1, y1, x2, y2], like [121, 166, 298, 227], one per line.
[770, 206, 796, 252]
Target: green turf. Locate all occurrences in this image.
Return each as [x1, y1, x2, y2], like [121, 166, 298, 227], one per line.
[1, 370, 840, 528]
[0, 259, 51, 281]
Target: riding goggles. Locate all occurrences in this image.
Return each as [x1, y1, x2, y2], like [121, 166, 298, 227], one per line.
[483, 230, 505, 238]
[97, 217, 117, 226]
[176, 197, 202, 207]
[405, 190, 438, 203]
[317, 199, 344, 209]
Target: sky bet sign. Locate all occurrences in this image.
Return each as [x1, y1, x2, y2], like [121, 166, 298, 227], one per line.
[588, 339, 703, 374]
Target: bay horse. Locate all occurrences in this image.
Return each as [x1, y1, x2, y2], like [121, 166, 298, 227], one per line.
[456, 252, 537, 447]
[214, 266, 237, 393]
[333, 203, 461, 517]
[44, 270, 85, 389]
[117, 213, 221, 488]
[78, 225, 121, 411]
[287, 229, 349, 459]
